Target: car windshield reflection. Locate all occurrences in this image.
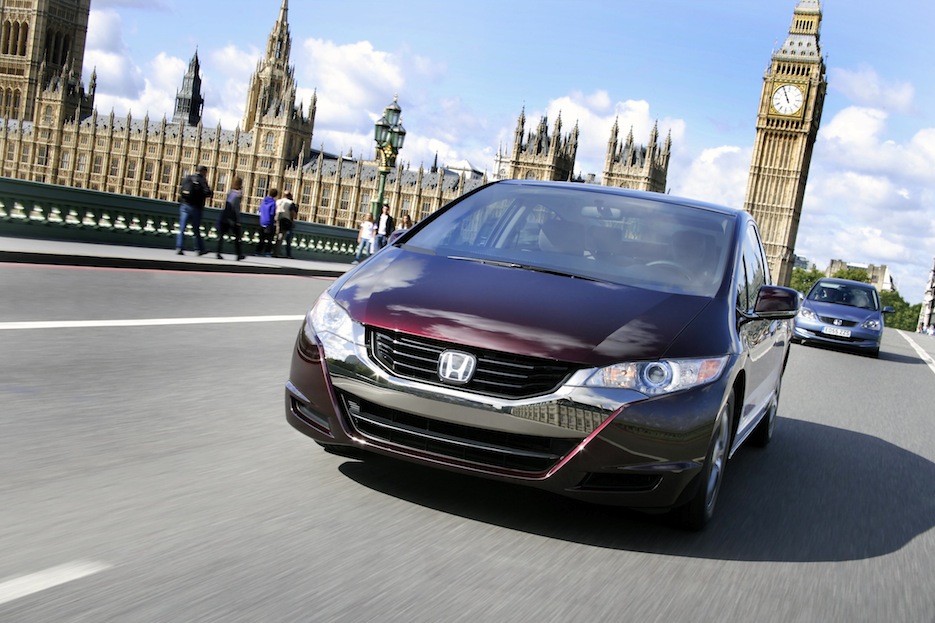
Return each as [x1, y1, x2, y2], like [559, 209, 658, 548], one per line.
[405, 184, 735, 297]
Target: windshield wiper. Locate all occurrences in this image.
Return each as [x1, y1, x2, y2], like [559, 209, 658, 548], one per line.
[448, 256, 605, 282]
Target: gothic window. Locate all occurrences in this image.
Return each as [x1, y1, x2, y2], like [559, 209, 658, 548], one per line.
[60, 152, 71, 170]
[221, 153, 230, 163]
[36, 146, 47, 167]
[144, 162, 154, 181]
[265, 132, 275, 151]
[302, 184, 312, 206]
[5, 143, 14, 161]
[76, 154, 87, 173]
[320, 187, 331, 208]
[148, 145, 156, 155]
[401, 198, 411, 215]
[97, 138, 106, 148]
[161, 164, 172, 184]
[20, 145, 29, 163]
[43, 106, 53, 125]
[256, 177, 268, 198]
[216, 172, 227, 193]
[358, 191, 371, 214]
[421, 200, 432, 219]
[340, 189, 350, 213]
[127, 160, 137, 179]
[110, 160, 119, 176]
[114, 140, 123, 150]
[92, 156, 102, 174]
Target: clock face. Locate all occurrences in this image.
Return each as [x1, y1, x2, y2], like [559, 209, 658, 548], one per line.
[772, 84, 804, 115]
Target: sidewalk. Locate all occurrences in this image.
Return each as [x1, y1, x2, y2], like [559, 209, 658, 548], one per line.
[0, 235, 354, 278]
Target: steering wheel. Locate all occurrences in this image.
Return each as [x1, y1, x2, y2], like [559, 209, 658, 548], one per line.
[645, 260, 693, 281]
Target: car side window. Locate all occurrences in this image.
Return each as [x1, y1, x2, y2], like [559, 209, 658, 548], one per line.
[736, 224, 768, 312]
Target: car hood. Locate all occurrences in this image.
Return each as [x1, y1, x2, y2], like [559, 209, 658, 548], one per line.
[332, 248, 720, 366]
[803, 300, 880, 322]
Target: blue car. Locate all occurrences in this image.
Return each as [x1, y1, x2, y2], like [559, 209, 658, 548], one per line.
[793, 278, 894, 357]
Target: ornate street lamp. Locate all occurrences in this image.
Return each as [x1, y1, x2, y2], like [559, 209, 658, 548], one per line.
[372, 95, 406, 221]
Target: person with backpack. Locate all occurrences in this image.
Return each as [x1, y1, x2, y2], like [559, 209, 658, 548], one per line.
[274, 191, 298, 258]
[175, 165, 213, 255]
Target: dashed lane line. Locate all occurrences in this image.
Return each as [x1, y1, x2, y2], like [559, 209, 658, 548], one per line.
[0, 315, 305, 330]
[899, 331, 935, 377]
[0, 561, 112, 606]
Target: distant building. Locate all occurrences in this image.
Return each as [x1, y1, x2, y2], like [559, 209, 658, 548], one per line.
[826, 259, 893, 292]
[744, 0, 828, 286]
[0, 0, 486, 225]
[493, 110, 670, 192]
[918, 259, 935, 332]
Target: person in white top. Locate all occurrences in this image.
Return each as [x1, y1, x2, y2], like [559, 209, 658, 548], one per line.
[354, 213, 375, 263]
[274, 191, 298, 257]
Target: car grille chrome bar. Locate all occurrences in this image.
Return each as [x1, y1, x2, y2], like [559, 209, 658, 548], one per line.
[341, 393, 578, 474]
[369, 327, 576, 399]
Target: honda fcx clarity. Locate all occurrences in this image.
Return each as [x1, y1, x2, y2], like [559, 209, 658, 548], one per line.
[285, 181, 800, 529]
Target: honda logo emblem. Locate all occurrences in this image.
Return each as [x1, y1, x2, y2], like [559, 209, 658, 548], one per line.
[437, 350, 477, 384]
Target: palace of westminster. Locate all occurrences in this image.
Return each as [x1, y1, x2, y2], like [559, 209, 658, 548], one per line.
[8, 0, 924, 316]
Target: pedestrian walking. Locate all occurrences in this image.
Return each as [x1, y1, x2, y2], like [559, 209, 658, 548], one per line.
[274, 191, 298, 258]
[372, 204, 395, 252]
[255, 188, 278, 256]
[354, 213, 375, 263]
[175, 165, 213, 255]
[216, 176, 244, 260]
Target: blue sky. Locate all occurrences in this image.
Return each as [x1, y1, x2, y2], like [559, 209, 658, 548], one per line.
[84, 0, 935, 303]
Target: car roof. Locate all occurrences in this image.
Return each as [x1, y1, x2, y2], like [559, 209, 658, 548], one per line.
[492, 179, 746, 219]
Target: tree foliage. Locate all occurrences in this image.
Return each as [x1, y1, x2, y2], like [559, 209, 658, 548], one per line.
[879, 289, 922, 331]
[790, 266, 824, 295]
[831, 267, 871, 283]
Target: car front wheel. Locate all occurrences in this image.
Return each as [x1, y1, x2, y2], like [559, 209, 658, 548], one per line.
[678, 390, 733, 531]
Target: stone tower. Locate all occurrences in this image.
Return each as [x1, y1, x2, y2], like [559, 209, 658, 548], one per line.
[0, 0, 92, 121]
[241, 0, 314, 197]
[603, 119, 670, 193]
[744, 0, 827, 286]
[506, 108, 578, 181]
[173, 51, 204, 126]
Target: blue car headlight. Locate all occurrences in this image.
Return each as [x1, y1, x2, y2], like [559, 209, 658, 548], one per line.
[582, 356, 729, 397]
[861, 318, 883, 331]
[798, 307, 819, 322]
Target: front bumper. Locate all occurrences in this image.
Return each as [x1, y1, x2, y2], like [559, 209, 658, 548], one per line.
[793, 320, 881, 352]
[285, 326, 731, 510]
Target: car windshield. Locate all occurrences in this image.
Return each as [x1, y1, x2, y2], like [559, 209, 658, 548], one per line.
[807, 282, 880, 310]
[401, 183, 736, 297]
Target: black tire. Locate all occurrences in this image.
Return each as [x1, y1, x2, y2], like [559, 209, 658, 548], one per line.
[678, 390, 734, 531]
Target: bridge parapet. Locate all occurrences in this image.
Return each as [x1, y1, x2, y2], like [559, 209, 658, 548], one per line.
[0, 177, 357, 260]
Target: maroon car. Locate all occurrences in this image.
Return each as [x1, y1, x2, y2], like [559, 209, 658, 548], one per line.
[285, 181, 799, 529]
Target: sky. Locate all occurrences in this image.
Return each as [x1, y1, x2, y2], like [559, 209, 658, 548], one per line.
[82, 0, 935, 303]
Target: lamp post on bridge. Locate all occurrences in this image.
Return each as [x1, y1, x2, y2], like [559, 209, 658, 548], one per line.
[371, 96, 406, 222]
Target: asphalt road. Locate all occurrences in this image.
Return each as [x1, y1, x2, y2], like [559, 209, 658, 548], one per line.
[1, 263, 934, 622]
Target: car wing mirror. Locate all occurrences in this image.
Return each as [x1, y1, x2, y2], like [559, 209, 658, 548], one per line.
[752, 284, 800, 320]
[882, 306, 895, 314]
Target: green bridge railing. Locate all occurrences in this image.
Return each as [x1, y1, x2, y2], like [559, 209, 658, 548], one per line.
[0, 177, 357, 261]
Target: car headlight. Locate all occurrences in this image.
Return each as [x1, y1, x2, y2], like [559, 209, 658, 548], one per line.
[301, 292, 358, 361]
[583, 356, 728, 397]
[861, 318, 882, 331]
[798, 307, 819, 321]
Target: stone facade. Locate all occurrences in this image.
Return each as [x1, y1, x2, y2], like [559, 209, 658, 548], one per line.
[744, 0, 827, 287]
[826, 259, 893, 292]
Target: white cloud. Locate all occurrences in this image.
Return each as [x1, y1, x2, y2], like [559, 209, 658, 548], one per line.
[830, 66, 915, 113]
[673, 145, 751, 208]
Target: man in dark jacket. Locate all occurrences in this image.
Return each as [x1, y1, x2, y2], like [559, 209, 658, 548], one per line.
[373, 203, 395, 252]
[175, 165, 214, 255]
[255, 188, 278, 256]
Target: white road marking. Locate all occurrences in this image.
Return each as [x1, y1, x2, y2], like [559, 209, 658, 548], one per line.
[899, 331, 935, 377]
[0, 315, 305, 331]
[0, 561, 112, 606]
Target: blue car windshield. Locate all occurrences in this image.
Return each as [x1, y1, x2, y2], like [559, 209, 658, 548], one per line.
[808, 282, 880, 310]
[403, 184, 736, 297]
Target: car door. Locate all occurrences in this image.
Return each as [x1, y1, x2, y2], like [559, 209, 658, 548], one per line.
[735, 222, 786, 435]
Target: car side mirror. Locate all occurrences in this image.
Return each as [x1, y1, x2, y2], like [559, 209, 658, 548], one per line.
[753, 284, 800, 320]
[882, 306, 895, 314]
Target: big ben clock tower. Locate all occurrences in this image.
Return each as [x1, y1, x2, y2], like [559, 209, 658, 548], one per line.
[744, 0, 827, 286]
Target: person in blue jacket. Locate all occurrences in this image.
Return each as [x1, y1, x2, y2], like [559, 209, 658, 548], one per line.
[255, 188, 278, 256]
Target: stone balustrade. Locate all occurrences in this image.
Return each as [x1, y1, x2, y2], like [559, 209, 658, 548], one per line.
[0, 177, 357, 259]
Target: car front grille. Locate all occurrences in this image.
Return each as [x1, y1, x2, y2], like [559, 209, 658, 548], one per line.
[368, 327, 578, 399]
[818, 316, 858, 327]
[340, 392, 578, 474]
